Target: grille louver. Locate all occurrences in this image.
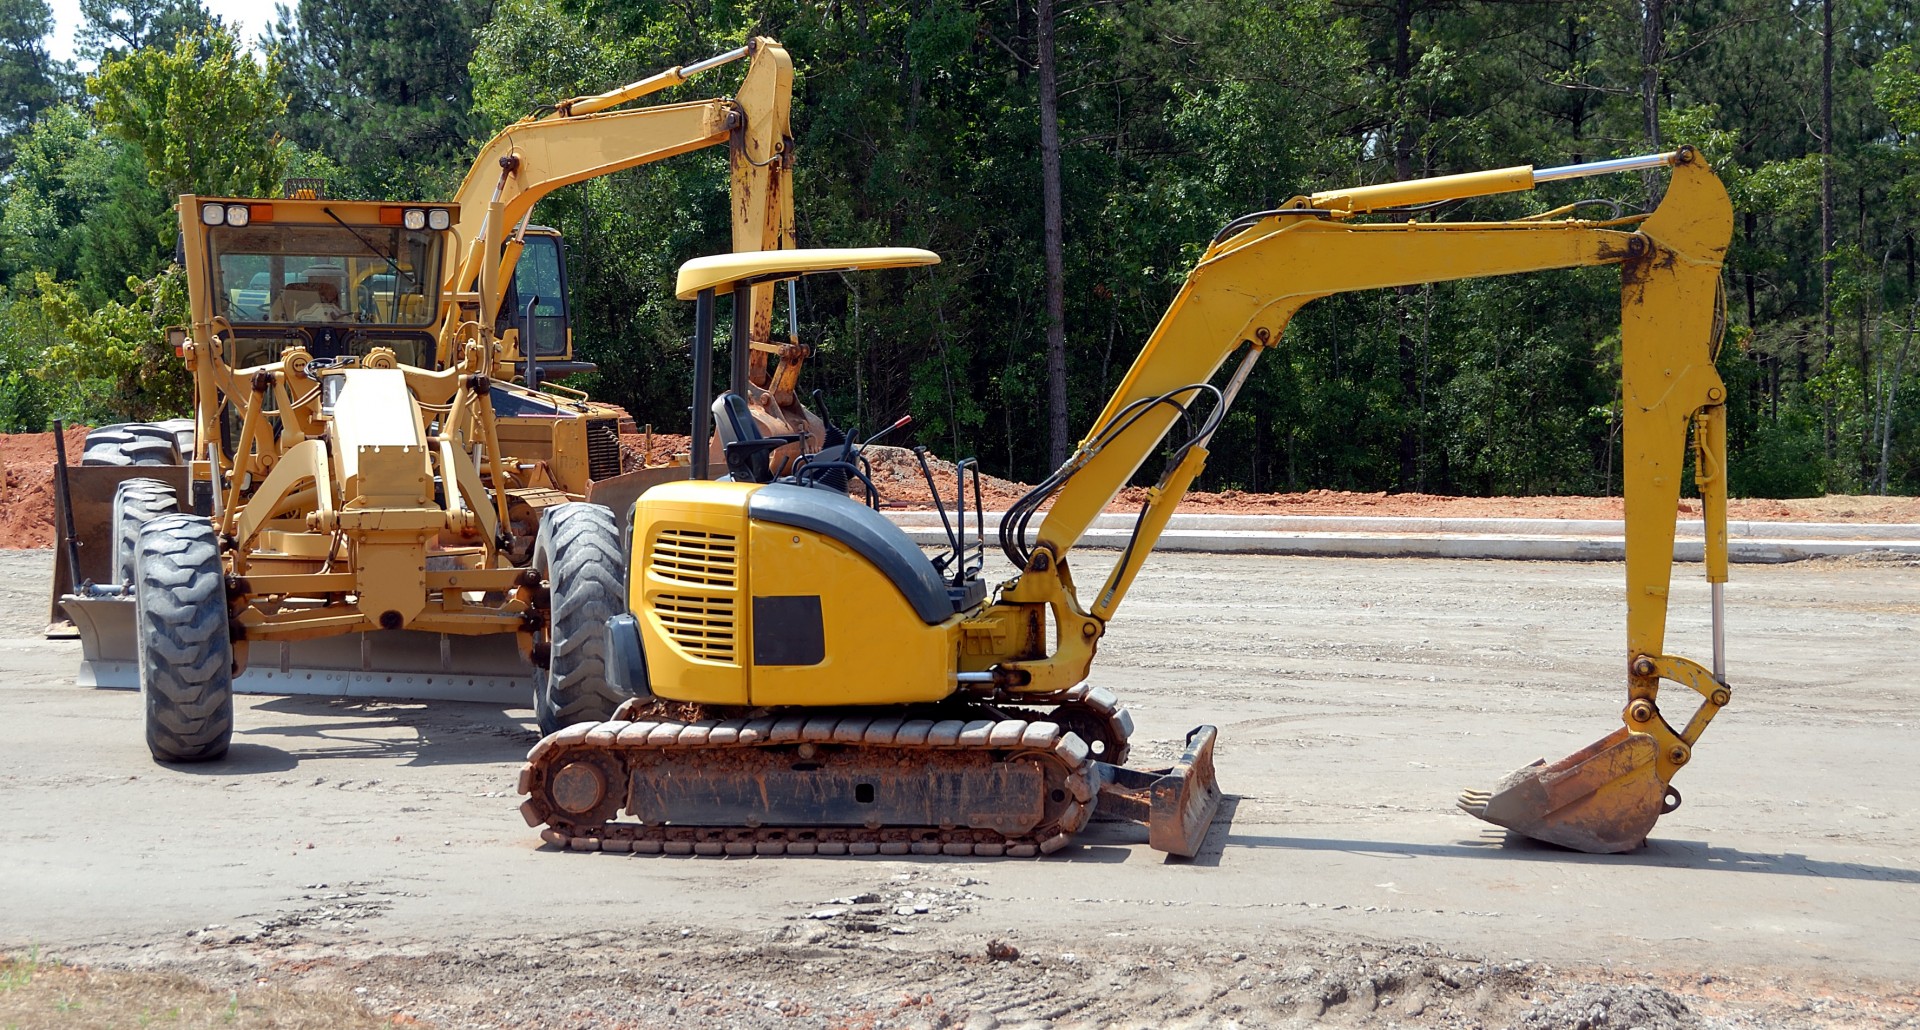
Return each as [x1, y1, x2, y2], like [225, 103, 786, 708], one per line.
[650, 530, 739, 587]
[586, 418, 622, 481]
[654, 594, 736, 661]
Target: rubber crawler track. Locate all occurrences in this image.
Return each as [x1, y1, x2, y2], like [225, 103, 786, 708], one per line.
[517, 702, 1134, 858]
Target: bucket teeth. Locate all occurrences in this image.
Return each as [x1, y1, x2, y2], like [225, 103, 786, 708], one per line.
[1460, 727, 1665, 854]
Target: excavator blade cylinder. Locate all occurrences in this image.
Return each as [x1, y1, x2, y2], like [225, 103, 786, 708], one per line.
[1457, 727, 1667, 854]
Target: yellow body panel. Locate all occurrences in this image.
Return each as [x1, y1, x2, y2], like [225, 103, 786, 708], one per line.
[632, 480, 756, 705]
[744, 518, 957, 707]
[631, 480, 960, 707]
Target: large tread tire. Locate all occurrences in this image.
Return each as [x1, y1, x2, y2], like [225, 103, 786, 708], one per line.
[154, 418, 196, 462]
[532, 502, 631, 735]
[111, 478, 180, 588]
[82, 422, 183, 467]
[135, 514, 233, 762]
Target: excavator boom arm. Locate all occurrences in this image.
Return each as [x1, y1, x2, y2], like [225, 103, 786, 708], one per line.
[440, 37, 794, 351]
[988, 148, 1733, 853]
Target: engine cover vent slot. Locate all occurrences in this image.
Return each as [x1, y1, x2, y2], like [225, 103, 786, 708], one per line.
[651, 530, 739, 588]
[654, 594, 737, 661]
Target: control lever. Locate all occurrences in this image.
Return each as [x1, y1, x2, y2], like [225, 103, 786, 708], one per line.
[857, 414, 913, 458]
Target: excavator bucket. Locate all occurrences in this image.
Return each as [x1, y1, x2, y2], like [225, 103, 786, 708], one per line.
[1094, 725, 1224, 858]
[1457, 726, 1669, 854]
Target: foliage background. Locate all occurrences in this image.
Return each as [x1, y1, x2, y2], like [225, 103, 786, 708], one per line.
[0, 0, 1913, 499]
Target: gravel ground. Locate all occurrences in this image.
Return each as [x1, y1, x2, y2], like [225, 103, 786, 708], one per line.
[3, 547, 1918, 1028]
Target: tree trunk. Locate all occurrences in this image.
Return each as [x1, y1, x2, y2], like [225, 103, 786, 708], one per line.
[1640, 0, 1666, 203]
[1820, 0, 1834, 355]
[1393, 0, 1420, 491]
[1038, 0, 1069, 469]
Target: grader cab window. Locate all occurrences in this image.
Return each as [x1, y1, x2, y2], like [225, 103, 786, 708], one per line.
[207, 223, 443, 328]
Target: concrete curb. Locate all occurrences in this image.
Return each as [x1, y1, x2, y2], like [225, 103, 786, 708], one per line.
[883, 511, 1920, 563]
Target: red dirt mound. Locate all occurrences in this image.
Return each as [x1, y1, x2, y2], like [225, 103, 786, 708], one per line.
[0, 427, 90, 549]
[2, 428, 1915, 550]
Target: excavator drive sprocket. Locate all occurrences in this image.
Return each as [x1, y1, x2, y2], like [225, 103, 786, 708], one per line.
[1016, 683, 1134, 765]
[518, 711, 1099, 857]
[1457, 726, 1670, 854]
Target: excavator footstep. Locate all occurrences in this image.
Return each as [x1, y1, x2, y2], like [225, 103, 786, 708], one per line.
[1459, 726, 1666, 854]
[1094, 725, 1223, 858]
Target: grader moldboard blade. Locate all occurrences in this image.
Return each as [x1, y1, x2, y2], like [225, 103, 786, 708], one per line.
[62, 594, 533, 704]
[1457, 726, 1671, 854]
[1092, 724, 1224, 858]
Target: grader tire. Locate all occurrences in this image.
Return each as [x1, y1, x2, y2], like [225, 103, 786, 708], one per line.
[111, 478, 180, 588]
[82, 422, 183, 467]
[532, 502, 631, 735]
[135, 514, 233, 763]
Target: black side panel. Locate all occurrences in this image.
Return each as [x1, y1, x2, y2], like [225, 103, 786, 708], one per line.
[748, 483, 953, 625]
[752, 595, 825, 666]
[606, 612, 654, 701]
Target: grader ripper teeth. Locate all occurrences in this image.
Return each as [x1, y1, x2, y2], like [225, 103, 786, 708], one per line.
[516, 708, 1222, 859]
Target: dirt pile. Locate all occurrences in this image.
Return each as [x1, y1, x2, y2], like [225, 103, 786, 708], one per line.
[863, 445, 1031, 510]
[2, 427, 1916, 550]
[618, 431, 693, 471]
[108, 924, 1869, 1030]
[0, 427, 90, 549]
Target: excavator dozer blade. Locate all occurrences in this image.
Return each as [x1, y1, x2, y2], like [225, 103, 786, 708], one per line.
[1095, 724, 1224, 858]
[1457, 726, 1666, 854]
[1150, 725, 1224, 857]
[62, 595, 533, 705]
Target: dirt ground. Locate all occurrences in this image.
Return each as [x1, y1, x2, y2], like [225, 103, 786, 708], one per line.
[4, 546, 1918, 1028]
[8, 428, 1918, 553]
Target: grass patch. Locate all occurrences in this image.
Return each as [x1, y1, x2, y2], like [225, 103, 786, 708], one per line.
[0, 952, 400, 1028]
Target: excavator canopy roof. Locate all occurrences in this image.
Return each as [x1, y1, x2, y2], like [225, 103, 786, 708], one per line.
[675, 247, 940, 299]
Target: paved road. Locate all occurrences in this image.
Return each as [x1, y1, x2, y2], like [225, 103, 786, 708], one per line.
[3, 546, 1916, 1015]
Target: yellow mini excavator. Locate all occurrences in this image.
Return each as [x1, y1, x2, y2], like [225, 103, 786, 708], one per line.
[517, 147, 1735, 857]
[53, 39, 831, 761]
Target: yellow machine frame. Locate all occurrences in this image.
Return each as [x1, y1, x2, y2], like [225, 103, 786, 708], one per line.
[60, 39, 808, 699]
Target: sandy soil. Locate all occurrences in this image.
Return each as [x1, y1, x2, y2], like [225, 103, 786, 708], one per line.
[4, 547, 1917, 1027]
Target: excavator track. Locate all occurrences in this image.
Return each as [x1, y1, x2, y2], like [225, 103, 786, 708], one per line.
[518, 709, 1102, 857]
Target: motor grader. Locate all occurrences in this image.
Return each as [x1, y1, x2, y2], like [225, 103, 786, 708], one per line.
[53, 39, 825, 761]
[517, 148, 1734, 858]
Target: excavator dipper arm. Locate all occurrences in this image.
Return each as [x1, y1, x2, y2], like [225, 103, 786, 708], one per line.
[438, 37, 795, 366]
[989, 148, 1734, 853]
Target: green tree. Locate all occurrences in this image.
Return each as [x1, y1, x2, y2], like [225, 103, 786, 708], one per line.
[89, 23, 286, 199]
[76, 0, 216, 64]
[269, 0, 491, 199]
[33, 265, 190, 422]
[0, 0, 60, 169]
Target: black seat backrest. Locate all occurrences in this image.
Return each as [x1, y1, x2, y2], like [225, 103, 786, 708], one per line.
[713, 392, 777, 483]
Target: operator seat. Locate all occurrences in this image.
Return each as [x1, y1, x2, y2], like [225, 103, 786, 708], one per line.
[712, 392, 789, 483]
